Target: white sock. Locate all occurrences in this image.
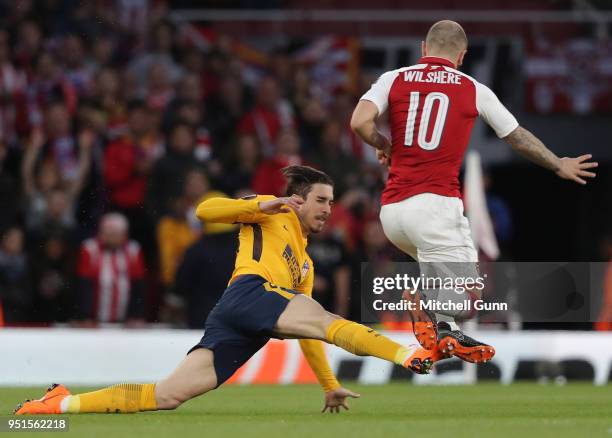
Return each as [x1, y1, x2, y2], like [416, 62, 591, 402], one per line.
[59, 395, 71, 413]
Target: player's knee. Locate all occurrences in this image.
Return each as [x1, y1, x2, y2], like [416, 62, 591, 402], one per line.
[322, 311, 342, 326]
[275, 295, 342, 339]
[319, 312, 341, 335]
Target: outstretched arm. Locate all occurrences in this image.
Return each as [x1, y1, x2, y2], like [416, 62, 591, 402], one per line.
[475, 82, 596, 184]
[299, 339, 340, 392]
[195, 195, 304, 224]
[299, 339, 360, 413]
[503, 126, 598, 185]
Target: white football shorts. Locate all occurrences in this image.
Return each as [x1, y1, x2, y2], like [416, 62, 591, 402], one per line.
[379, 193, 478, 263]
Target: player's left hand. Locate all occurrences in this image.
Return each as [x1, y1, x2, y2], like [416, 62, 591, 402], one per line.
[555, 154, 598, 185]
[258, 195, 304, 215]
[322, 387, 360, 413]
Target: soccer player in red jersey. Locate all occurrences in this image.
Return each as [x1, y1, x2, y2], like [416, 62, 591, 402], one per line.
[351, 20, 598, 362]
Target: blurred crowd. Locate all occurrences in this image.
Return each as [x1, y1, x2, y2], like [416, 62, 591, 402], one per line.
[1, 1, 608, 331]
[0, 0, 402, 328]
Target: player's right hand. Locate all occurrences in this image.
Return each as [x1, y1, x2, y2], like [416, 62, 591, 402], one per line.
[258, 195, 304, 215]
[377, 149, 390, 167]
[555, 154, 598, 185]
[321, 387, 361, 413]
[374, 132, 392, 157]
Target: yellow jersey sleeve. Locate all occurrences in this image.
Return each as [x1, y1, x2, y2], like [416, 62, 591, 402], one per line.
[299, 339, 340, 392]
[195, 196, 273, 224]
[296, 258, 338, 392]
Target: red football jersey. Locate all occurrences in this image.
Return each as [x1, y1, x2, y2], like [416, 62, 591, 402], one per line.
[361, 56, 518, 205]
[77, 238, 145, 322]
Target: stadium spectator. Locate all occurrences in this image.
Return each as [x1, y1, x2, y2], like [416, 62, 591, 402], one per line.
[307, 224, 351, 317]
[26, 52, 78, 130]
[26, 188, 77, 250]
[35, 103, 93, 190]
[128, 19, 182, 89]
[21, 121, 94, 233]
[156, 169, 210, 297]
[296, 97, 327, 154]
[174, 193, 238, 328]
[86, 35, 116, 72]
[22, 154, 61, 230]
[182, 169, 211, 230]
[60, 34, 93, 97]
[206, 74, 247, 151]
[163, 73, 205, 129]
[0, 226, 31, 324]
[91, 68, 127, 140]
[174, 100, 213, 164]
[143, 61, 175, 111]
[270, 50, 293, 96]
[180, 49, 205, 86]
[238, 76, 294, 156]
[13, 19, 43, 71]
[329, 91, 366, 161]
[0, 143, 20, 231]
[0, 29, 27, 146]
[115, 0, 168, 38]
[290, 67, 315, 115]
[326, 188, 371, 252]
[221, 134, 260, 196]
[74, 213, 146, 325]
[147, 121, 200, 221]
[309, 120, 361, 197]
[252, 128, 302, 197]
[164, 72, 213, 160]
[175, 72, 203, 103]
[103, 99, 159, 252]
[29, 231, 75, 323]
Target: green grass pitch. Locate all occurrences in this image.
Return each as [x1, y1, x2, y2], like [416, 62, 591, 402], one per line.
[1, 383, 611, 438]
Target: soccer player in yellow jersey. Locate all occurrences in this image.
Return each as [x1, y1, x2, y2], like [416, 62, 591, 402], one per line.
[15, 166, 444, 416]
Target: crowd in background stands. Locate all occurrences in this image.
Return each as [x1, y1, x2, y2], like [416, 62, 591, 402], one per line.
[0, 1, 407, 327]
[0, 1, 610, 332]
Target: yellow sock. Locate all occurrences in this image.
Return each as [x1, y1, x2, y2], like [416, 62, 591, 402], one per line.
[64, 383, 157, 413]
[325, 319, 415, 365]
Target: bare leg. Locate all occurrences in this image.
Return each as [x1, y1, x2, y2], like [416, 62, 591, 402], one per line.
[274, 294, 340, 339]
[155, 348, 218, 410]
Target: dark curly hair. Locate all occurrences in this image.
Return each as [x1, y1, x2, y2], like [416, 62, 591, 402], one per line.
[281, 165, 333, 198]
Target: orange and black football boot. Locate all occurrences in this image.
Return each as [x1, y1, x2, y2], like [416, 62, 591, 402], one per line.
[437, 322, 496, 363]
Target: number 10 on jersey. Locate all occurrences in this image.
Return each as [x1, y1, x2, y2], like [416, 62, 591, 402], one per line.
[404, 92, 449, 150]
